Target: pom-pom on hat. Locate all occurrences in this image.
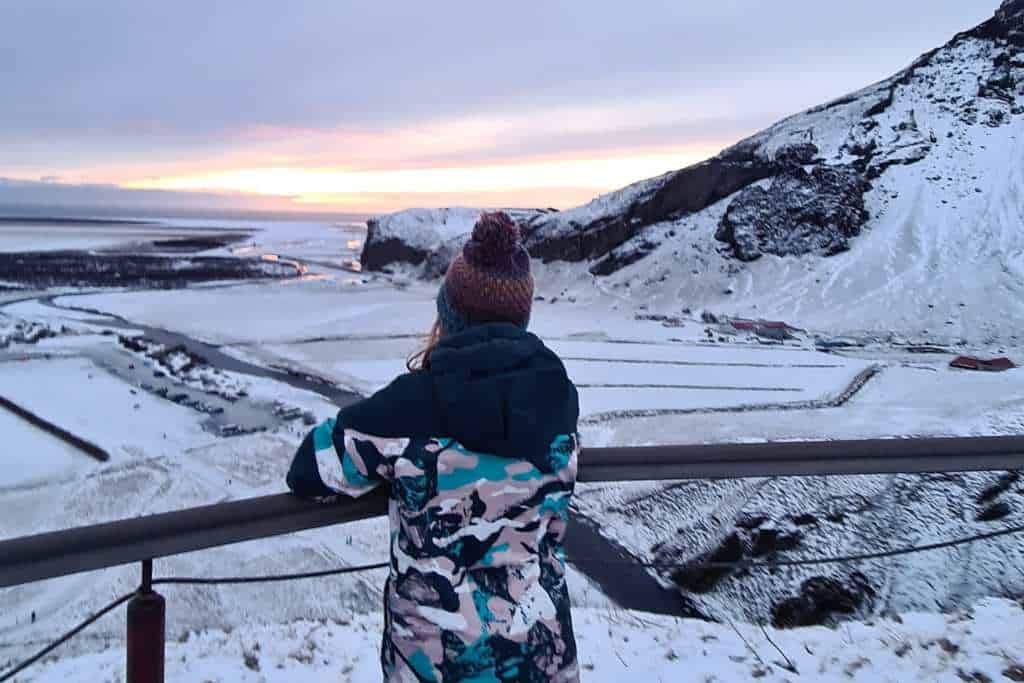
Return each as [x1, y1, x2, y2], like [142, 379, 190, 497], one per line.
[437, 211, 534, 334]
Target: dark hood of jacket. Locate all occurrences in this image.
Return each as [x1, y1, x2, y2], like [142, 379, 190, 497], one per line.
[338, 322, 579, 471]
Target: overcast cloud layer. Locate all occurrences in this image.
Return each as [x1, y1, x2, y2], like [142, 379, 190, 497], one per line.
[0, 1, 1000, 212]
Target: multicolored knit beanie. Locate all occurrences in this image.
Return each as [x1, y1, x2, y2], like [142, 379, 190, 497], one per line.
[436, 211, 534, 334]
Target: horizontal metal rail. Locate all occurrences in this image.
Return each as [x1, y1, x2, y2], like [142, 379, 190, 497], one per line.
[1, 436, 1022, 589]
[579, 435, 1024, 482]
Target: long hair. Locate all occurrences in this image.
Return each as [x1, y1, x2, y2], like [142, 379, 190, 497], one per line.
[407, 319, 443, 372]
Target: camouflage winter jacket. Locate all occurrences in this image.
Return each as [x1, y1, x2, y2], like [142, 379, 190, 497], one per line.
[287, 323, 580, 682]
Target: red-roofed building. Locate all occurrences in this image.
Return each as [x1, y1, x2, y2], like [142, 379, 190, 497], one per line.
[950, 356, 1017, 372]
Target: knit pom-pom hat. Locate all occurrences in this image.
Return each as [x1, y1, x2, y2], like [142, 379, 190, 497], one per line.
[436, 211, 534, 334]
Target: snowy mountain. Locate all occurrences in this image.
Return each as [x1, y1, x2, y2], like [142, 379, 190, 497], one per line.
[365, 0, 1024, 343]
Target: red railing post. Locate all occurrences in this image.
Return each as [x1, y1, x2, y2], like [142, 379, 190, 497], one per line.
[126, 559, 165, 683]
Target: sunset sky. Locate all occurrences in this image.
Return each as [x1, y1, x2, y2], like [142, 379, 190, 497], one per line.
[1, 2, 998, 215]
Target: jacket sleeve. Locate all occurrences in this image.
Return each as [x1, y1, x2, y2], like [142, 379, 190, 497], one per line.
[287, 372, 430, 500]
[286, 416, 408, 500]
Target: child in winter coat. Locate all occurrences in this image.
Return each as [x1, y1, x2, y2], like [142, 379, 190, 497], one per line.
[287, 212, 581, 682]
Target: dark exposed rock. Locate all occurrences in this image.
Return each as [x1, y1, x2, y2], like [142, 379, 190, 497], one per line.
[419, 237, 463, 279]
[589, 238, 659, 276]
[671, 532, 745, 594]
[715, 165, 870, 261]
[773, 142, 819, 168]
[997, 0, 1024, 46]
[754, 326, 794, 342]
[977, 501, 1012, 521]
[979, 66, 1019, 105]
[1003, 664, 1024, 682]
[701, 311, 720, 324]
[790, 513, 819, 526]
[751, 528, 802, 557]
[360, 234, 430, 272]
[734, 513, 769, 530]
[976, 471, 1021, 504]
[150, 234, 250, 252]
[842, 120, 881, 158]
[771, 573, 875, 628]
[984, 108, 1011, 127]
[968, 0, 1024, 46]
[634, 313, 685, 327]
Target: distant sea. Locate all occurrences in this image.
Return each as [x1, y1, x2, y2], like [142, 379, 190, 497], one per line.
[0, 202, 370, 226]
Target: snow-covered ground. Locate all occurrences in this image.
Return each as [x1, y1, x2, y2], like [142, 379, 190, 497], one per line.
[58, 277, 875, 420]
[0, 356, 214, 464]
[224, 218, 367, 270]
[13, 599, 1024, 682]
[0, 406, 86, 491]
[61, 279, 433, 346]
[2, 249, 1021, 679]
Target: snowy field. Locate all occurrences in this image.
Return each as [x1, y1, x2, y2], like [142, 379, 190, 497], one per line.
[17, 599, 1024, 682]
[0, 356, 214, 462]
[0, 406, 85, 490]
[1, 217, 1023, 681]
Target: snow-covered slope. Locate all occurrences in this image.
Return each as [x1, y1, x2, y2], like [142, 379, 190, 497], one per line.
[583, 0, 1024, 343]
[364, 1, 1024, 342]
[13, 599, 1024, 682]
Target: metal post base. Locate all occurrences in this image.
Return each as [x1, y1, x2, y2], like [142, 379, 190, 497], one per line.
[126, 560, 164, 683]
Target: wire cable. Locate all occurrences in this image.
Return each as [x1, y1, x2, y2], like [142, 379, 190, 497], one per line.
[0, 561, 389, 682]
[634, 523, 1024, 571]
[0, 592, 134, 683]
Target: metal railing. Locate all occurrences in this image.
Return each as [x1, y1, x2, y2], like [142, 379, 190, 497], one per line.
[2, 435, 1024, 682]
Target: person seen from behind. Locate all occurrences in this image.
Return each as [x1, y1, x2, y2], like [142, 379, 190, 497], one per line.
[287, 211, 581, 682]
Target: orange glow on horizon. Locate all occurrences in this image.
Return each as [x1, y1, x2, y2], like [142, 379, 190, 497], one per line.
[122, 145, 721, 212]
[3, 91, 763, 213]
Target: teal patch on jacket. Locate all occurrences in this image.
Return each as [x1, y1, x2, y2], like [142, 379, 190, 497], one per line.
[311, 418, 336, 452]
